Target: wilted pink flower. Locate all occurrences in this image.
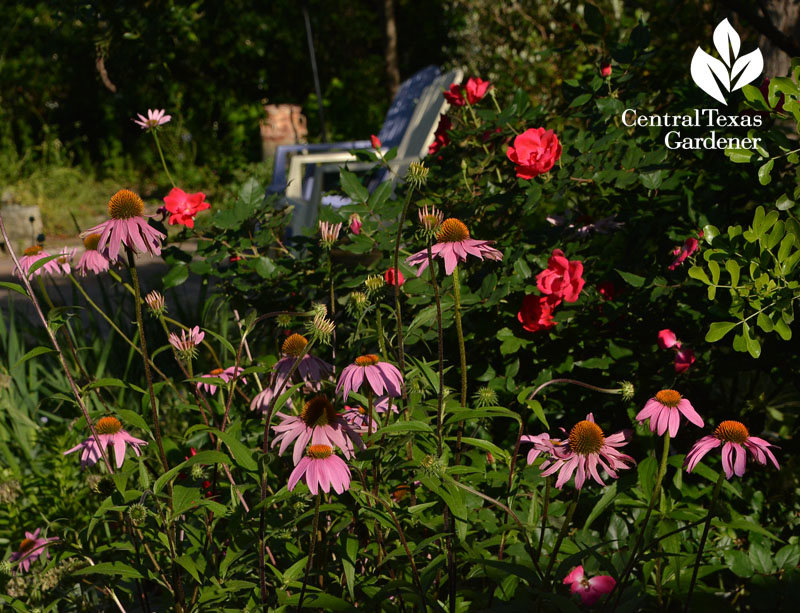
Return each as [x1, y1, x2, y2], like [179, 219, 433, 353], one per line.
[273, 333, 332, 392]
[536, 249, 585, 303]
[9, 528, 58, 574]
[428, 114, 451, 155]
[76, 233, 111, 276]
[668, 237, 700, 270]
[636, 390, 703, 438]
[517, 294, 559, 332]
[250, 386, 294, 414]
[563, 565, 616, 606]
[272, 394, 360, 464]
[370, 134, 382, 149]
[288, 444, 352, 495]
[385, 267, 404, 286]
[133, 108, 171, 130]
[657, 329, 679, 349]
[163, 187, 210, 228]
[81, 189, 165, 262]
[506, 127, 562, 179]
[169, 326, 204, 360]
[534, 413, 635, 489]
[319, 220, 342, 248]
[685, 420, 780, 479]
[674, 345, 696, 373]
[349, 213, 362, 235]
[337, 354, 403, 400]
[64, 416, 147, 469]
[406, 218, 502, 276]
[196, 366, 246, 395]
[13, 245, 62, 278]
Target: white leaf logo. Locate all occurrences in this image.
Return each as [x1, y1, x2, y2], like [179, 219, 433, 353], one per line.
[690, 18, 763, 104]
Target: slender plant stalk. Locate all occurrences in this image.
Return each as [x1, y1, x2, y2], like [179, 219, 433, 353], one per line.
[375, 304, 388, 360]
[544, 490, 581, 587]
[0, 215, 114, 473]
[391, 186, 415, 401]
[426, 244, 446, 457]
[297, 493, 322, 612]
[684, 472, 726, 612]
[536, 477, 551, 562]
[151, 128, 176, 188]
[608, 432, 671, 608]
[451, 265, 468, 464]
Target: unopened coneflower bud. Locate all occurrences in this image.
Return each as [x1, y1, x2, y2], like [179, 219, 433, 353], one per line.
[190, 464, 207, 481]
[0, 560, 12, 577]
[168, 325, 205, 362]
[277, 314, 293, 328]
[406, 161, 429, 189]
[310, 303, 328, 319]
[306, 311, 335, 346]
[144, 290, 166, 317]
[127, 503, 148, 526]
[95, 475, 116, 497]
[418, 204, 444, 233]
[420, 454, 445, 478]
[620, 380, 635, 401]
[364, 274, 385, 294]
[347, 291, 369, 315]
[318, 220, 343, 249]
[473, 386, 498, 408]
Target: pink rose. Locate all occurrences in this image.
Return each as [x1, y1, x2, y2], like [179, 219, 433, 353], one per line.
[506, 127, 562, 179]
[163, 188, 210, 228]
[385, 267, 404, 286]
[464, 77, 490, 104]
[657, 329, 679, 349]
[675, 346, 696, 373]
[349, 213, 362, 235]
[668, 237, 700, 270]
[563, 565, 616, 606]
[370, 134, 382, 149]
[517, 294, 560, 332]
[601, 64, 612, 78]
[536, 249, 585, 303]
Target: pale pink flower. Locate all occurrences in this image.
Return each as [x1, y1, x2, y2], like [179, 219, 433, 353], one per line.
[81, 189, 165, 262]
[636, 389, 704, 438]
[319, 220, 342, 248]
[169, 326, 205, 360]
[521, 432, 560, 465]
[337, 354, 403, 400]
[76, 233, 111, 276]
[196, 366, 246, 395]
[563, 565, 616, 606]
[64, 416, 147, 469]
[273, 333, 332, 391]
[272, 395, 361, 464]
[533, 413, 635, 489]
[685, 420, 780, 479]
[342, 396, 394, 433]
[657, 329, 679, 349]
[406, 218, 502, 276]
[133, 108, 171, 129]
[288, 444, 352, 495]
[9, 528, 58, 574]
[55, 247, 75, 275]
[250, 386, 294, 414]
[13, 245, 62, 278]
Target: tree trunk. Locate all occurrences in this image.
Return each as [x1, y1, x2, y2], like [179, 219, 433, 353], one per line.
[758, 0, 800, 77]
[384, 0, 401, 98]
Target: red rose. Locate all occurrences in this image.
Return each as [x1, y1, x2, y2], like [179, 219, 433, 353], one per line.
[163, 187, 210, 228]
[674, 346, 696, 373]
[517, 294, 560, 332]
[506, 128, 562, 179]
[370, 134, 382, 149]
[443, 83, 465, 106]
[601, 64, 612, 78]
[536, 249, 585, 303]
[668, 237, 700, 270]
[385, 267, 404, 286]
[428, 114, 452, 155]
[464, 77, 490, 104]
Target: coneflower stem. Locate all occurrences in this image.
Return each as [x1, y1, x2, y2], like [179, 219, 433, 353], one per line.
[375, 305, 387, 360]
[326, 250, 337, 374]
[536, 478, 551, 562]
[544, 489, 580, 587]
[684, 472, 725, 612]
[426, 244, 445, 457]
[392, 186, 415, 403]
[607, 432, 671, 608]
[151, 128, 176, 188]
[298, 492, 322, 612]
[451, 264, 468, 463]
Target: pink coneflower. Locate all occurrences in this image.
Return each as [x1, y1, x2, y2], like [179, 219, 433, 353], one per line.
[563, 565, 616, 606]
[273, 333, 332, 391]
[144, 290, 166, 316]
[13, 245, 62, 278]
[337, 354, 404, 400]
[162, 187, 210, 228]
[250, 386, 294, 414]
[76, 233, 111, 276]
[534, 414, 635, 489]
[272, 394, 360, 464]
[196, 366, 246, 395]
[168, 325, 204, 360]
[319, 220, 342, 248]
[636, 389, 704, 438]
[521, 432, 559, 465]
[287, 444, 351, 495]
[81, 189, 165, 262]
[133, 108, 171, 130]
[406, 218, 503, 276]
[342, 396, 394, 433]
[64, 416, 147, 469]
[55, 247, 75, 275]
[9, 528, 58, 573]
[685, 420, 780, 479]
